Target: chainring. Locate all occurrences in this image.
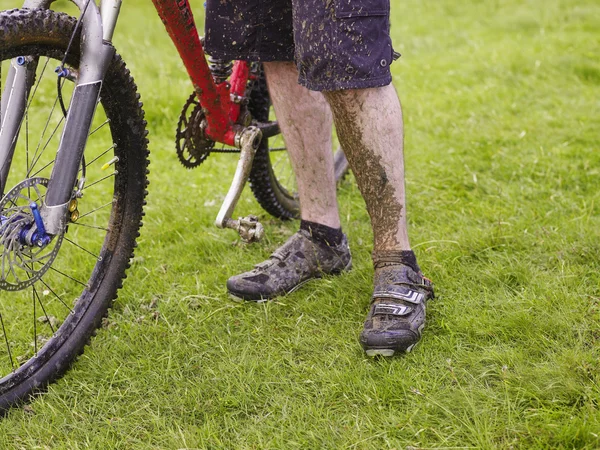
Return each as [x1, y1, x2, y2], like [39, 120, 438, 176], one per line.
[175, 93, 215, 168]
[0, 177, 64, 291]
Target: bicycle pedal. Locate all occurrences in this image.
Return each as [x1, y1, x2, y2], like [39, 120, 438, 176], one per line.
[223, 215, 264, 243]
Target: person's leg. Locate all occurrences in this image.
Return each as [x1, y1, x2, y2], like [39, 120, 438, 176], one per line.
[263, 61, 340, 229]
[283, 0, 434, 355]
[226, 62, 352, 301]
[204, 0, 351, 300]
[323, 85, 433, 356]
[323, 85, 409, 252]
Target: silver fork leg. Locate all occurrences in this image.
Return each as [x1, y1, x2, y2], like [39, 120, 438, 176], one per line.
[0, 0, 55, 195]
[0, 59, 37, 197]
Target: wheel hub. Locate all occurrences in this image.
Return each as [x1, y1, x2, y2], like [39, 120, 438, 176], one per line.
[0, 178, 64, 291]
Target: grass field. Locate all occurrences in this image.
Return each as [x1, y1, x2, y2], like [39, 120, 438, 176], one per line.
[0, 0, 599, 448]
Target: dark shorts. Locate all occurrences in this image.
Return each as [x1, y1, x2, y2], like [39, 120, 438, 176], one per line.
[204, 0, 396, 91]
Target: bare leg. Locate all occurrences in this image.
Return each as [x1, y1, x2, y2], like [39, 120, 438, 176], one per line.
[263, 61, 340, 229]
[227, 62, 352, 301]
[323, 86, 434, 356]
[324, 85, 411, 252]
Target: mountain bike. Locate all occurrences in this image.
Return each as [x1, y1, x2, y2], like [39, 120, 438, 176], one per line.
[0, 0, 348, 411]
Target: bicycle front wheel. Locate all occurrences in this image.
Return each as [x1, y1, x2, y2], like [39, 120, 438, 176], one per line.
[0, 9, 148, 411]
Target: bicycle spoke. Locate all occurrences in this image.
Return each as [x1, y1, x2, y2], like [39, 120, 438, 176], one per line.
[85, 144, 115, 167]
[33, 184, 44, 205]
[32, 284, 37, 355]
[27, 114, 64, 177]
[38, 278, 73, 314]
[78, 201, 112, 220]
[64, 237, 99, 260]
[29, 158, 55, 178]
[70, 221, 109, 232]
[0, 312, 15, 372]
[26, 63, 63, 171]
[24, 57, 51, 114]
[48, 266, 87, 288]
[34, 284, 56, 335]
[82, 171, 115, 191]
[89, 119, 110, 136]
[272, 157, 286, 171]
[271, 156, 295, 189]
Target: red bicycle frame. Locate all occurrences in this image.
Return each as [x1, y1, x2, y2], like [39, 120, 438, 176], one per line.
[151, 0, 249, 147]
[150, 0, 266, 241]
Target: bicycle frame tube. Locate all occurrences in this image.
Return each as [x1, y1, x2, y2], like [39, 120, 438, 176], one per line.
[100, 0, 122, 41]
[229, 61, 250, 125]
[151, 0, 249, 147]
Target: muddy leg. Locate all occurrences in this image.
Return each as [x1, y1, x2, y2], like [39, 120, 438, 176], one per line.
[324, 85, 411, 252]
[263, 61, 340, 228]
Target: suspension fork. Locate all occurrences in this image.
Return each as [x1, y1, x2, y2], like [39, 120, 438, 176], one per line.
[0, 0, 46, 198]
[0, 0, 121, 235]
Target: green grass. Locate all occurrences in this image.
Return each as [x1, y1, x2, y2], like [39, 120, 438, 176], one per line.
[0, 0, 599, 448]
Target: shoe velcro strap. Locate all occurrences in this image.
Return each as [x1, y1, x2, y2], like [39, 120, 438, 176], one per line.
[271, 235, 308, 261]
[270, 247, 291, 262]
[373, 303, 413, 316]
[373, 289, 425, 305]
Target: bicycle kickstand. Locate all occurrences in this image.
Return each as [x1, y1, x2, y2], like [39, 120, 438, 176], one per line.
[215, 126, 265, 243]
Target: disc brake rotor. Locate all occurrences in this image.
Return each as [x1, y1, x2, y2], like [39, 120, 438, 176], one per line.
[0, 178, 64, 291]
[175, 93, 215, 168]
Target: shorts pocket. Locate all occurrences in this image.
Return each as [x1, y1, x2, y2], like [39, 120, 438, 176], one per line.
[334, 0, 389, 18]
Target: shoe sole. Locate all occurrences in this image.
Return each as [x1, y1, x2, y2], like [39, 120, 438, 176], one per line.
[365, 349, 396, 357]
[228, 277, 311, 303]
[364, 343, 416, 357]
[363, 324, 424, 357]
[227, 259, 353, 303]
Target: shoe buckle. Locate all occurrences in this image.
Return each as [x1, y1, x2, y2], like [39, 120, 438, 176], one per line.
[374, 303, 412, 316]
[373, 289, 424, 305]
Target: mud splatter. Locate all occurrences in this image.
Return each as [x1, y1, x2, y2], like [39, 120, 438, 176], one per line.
[325, 88, 408, 251]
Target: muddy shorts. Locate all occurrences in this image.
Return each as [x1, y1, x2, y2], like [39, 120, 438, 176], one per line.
[204, 0, 396, 91]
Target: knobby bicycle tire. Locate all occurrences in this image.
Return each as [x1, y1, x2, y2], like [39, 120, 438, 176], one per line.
[0, 9, 148, 412]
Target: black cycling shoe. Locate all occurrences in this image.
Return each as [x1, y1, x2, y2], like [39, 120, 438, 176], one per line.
[360, 264, 434, 356]
[227, 229, 352, 302]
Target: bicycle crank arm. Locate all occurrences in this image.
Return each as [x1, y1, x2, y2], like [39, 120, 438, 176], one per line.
[215, 126, 264, 242]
